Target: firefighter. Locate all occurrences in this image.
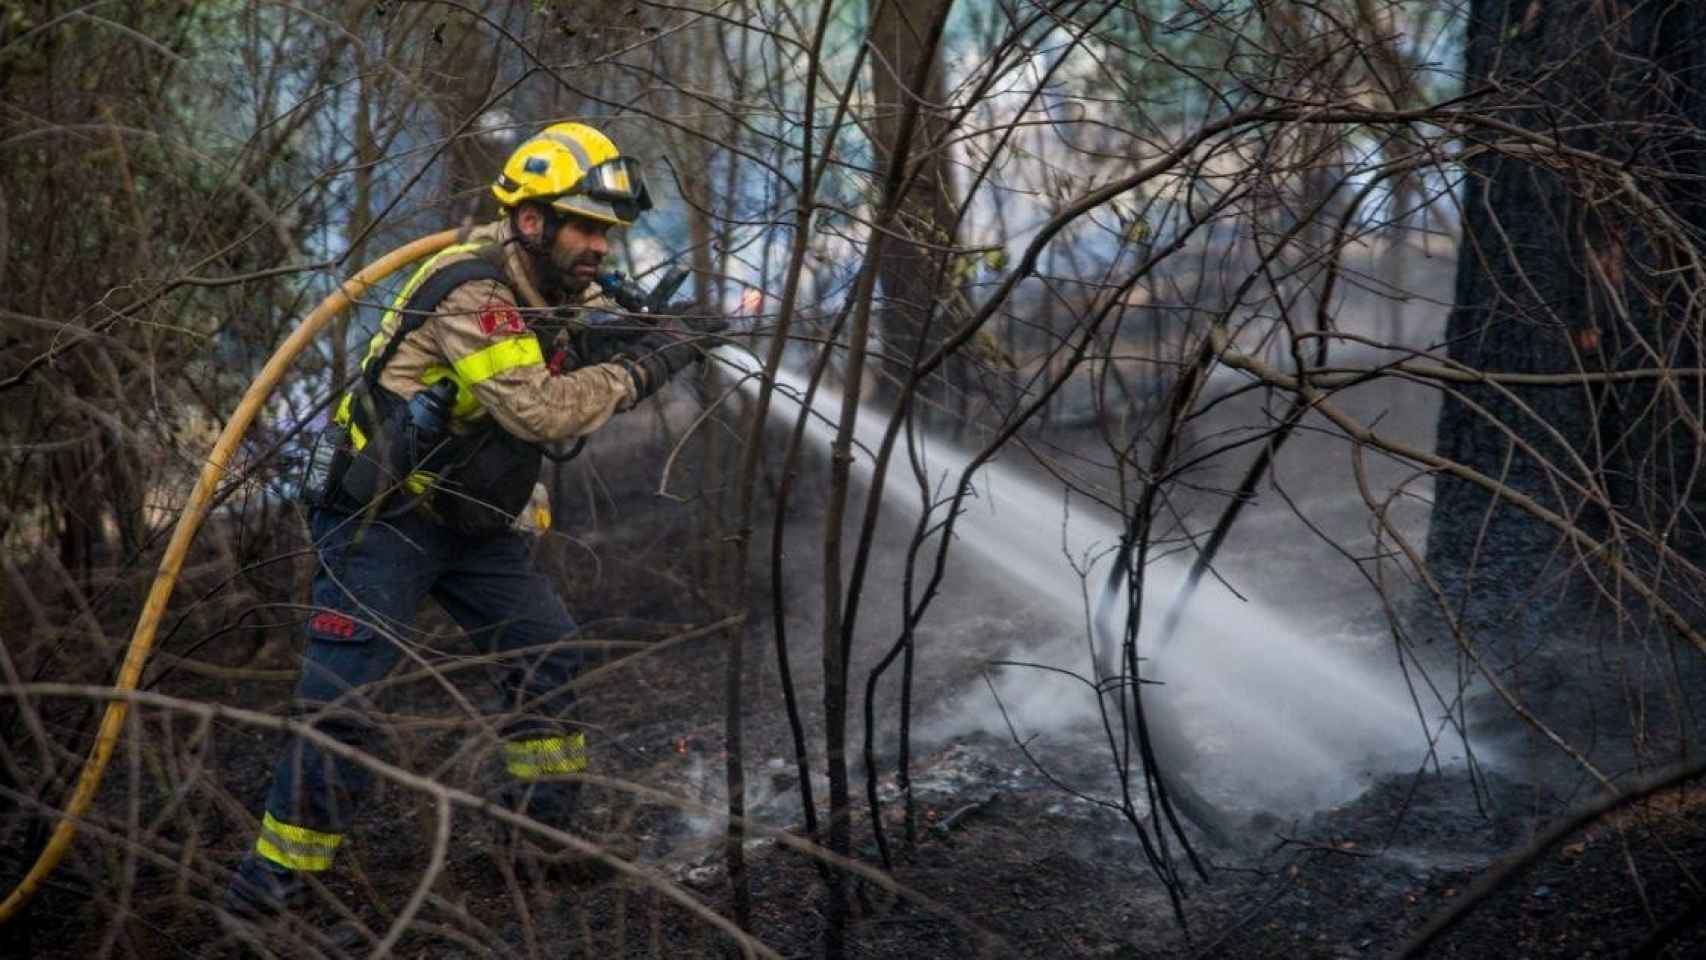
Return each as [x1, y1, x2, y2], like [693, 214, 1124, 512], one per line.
[221, 122, 711, 931]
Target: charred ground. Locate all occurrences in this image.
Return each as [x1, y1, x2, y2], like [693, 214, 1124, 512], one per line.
[8, 610, 1704, 960]
[4, 394, 1706, 960]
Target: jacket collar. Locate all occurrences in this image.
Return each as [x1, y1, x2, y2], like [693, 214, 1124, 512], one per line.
[484, 218, 551, 310]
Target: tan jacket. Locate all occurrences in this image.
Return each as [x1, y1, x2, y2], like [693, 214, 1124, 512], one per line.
[360, 219, 637, 444]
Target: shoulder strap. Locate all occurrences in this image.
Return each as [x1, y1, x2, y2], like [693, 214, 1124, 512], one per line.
[364, 252, 511, 389]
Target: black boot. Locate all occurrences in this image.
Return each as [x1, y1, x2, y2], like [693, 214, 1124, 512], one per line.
[217, 854, 303, 954]
[219, 856, 368, 957]
[494, 778, 621, 884]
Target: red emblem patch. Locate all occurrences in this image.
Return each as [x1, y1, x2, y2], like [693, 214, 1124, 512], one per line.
[309, 611, 358, 639]
[477, 302, 526, 336]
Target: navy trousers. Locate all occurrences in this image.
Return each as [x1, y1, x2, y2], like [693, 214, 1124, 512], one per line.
[251, 507, 586, 874]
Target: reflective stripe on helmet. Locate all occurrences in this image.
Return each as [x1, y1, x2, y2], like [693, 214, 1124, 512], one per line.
[452, 336, 545, 385]
[536, 128, 594, 173]
[503, 732, 588, 780]
[255, 812, 343, 872]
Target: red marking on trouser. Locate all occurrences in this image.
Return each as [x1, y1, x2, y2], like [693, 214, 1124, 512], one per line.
[310, 611, 357, 639]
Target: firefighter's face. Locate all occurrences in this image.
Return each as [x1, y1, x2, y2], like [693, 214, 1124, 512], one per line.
[518, 206, 611, 294]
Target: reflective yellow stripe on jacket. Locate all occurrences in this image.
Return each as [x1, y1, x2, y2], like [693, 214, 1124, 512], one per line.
[454, 337, 545, 385]
[255, 812, 344, 872]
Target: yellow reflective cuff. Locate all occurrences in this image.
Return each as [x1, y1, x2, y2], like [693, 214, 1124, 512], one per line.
[504, 732, 587, 780]
[404, 470, 435, 495]
[453, 337, 544, 385]
[261, 812, 344, 847]
[256, 813, 343, 872]
[256, 837, 334, 872]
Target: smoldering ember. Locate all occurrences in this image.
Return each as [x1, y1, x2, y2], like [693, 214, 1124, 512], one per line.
[4, 3, 1706, 959]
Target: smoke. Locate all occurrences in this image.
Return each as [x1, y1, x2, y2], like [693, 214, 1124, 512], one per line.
[676, 749, 810, 842]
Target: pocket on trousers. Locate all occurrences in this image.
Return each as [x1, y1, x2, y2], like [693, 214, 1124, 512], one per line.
[305, 608, 372, 644]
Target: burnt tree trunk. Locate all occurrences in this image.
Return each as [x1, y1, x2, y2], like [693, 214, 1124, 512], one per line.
[1428, 0, 1706, 628]
[869, 0, 960, 415]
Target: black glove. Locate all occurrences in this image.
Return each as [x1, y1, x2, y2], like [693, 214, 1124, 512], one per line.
[657, 300, 731, 339]
[626, 331, 701, 401]
[567, 309, 645, 367]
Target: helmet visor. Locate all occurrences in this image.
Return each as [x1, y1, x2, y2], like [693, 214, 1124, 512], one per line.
[572, 157, 652, 221]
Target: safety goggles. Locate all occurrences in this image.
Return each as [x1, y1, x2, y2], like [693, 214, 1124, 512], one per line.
[563, 157, 652, 223]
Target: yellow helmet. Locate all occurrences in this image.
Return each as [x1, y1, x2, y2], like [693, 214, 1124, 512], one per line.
[492, 122, 653, 227]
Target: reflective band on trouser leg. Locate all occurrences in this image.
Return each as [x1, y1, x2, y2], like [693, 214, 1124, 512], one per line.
[453, 337, 545, 385]
[255, 812, 344, 872]
[504, 732, 587, 780]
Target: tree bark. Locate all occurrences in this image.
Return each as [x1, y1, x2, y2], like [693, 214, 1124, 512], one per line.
[869, 0, 960, 411]
[1428, 0, 1706, 626]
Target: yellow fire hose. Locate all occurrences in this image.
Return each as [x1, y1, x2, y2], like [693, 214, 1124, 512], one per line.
[0, 229, 458, 922]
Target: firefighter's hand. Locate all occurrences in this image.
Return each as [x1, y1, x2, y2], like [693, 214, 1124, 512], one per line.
[627, 331, 700, 401]
[568, 310, 643, 366]
[656, 301, 730, 340]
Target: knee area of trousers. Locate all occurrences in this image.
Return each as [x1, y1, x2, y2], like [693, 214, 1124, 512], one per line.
[287, 697, 374, 743]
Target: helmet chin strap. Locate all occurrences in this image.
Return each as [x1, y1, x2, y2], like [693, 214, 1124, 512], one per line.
[509, 204, 573, 301]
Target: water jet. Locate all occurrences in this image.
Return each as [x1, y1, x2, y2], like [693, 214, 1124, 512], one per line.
[715, 346, 1430, 831]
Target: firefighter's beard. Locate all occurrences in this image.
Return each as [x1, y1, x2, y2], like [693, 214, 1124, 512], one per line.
[530, 246, 598, 300]
[549, 248, 600, 296]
